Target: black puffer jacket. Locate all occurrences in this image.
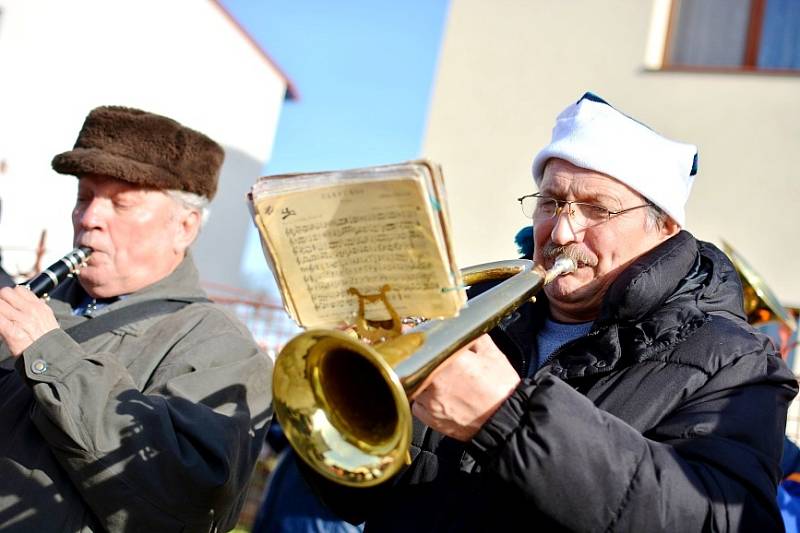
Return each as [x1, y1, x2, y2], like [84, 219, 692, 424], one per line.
[309, 231, 798, 532]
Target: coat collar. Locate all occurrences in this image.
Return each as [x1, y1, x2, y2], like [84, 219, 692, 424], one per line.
[598, 231, 698, 326]
[49, 253, 207, 336]
[545, 231, 707, 380]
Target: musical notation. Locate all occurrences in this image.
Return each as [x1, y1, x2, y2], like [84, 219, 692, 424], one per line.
[251, 161, 465, 328]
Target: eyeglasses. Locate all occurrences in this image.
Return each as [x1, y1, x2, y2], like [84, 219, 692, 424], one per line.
[517, 193, 653, 229]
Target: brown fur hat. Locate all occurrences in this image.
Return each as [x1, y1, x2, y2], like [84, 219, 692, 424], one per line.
[52, 106, 224, 199]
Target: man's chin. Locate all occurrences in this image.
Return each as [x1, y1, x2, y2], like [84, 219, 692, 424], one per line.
[544, 273, 595, 303]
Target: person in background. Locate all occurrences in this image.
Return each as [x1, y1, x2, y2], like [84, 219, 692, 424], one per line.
[784, 436, 800, 478]
[0, 106, 272, 532]
[297, 92, 798, 531]
[251, 422, 364, 533]
[781, 435, 800, 532]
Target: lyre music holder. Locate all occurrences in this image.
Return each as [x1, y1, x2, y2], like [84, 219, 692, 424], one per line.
[347, 285, 402, 343]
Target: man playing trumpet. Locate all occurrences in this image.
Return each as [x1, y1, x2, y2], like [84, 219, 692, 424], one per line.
[303, 93, 797, 531]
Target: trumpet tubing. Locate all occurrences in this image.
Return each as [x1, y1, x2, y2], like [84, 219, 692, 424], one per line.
[273, 257, 575, 487]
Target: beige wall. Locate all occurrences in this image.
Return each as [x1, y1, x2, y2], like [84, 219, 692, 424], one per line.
[423, 0, 800, 306]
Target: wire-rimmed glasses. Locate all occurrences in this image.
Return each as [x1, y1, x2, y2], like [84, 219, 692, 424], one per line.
[517, 193, 653, 229]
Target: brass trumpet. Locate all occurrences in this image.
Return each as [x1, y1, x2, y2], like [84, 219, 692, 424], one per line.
[272, 257, 576, 487]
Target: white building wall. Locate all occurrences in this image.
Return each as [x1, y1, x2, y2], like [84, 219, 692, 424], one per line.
[0, 0, 286, 288]
[423, 0, 800, 306]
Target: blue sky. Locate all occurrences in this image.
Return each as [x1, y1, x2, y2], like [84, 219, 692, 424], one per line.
[220, 0, 450, 173]
[219, 0, 451, 293]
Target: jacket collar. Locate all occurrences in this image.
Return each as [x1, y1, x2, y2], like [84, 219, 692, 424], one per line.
[598, 230, 698, 326]
[49, 253, 207, 335]
[545, 231, 706, 379]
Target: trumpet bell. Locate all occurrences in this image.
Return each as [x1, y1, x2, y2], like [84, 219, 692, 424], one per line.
[273, 329, 412, 487]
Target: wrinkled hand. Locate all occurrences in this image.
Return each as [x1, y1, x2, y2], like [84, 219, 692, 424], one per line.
[411, 334, 521, 442]
[0, 286, 59, 357]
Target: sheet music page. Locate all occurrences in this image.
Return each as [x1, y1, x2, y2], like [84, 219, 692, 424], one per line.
[253, 175, 464, 328]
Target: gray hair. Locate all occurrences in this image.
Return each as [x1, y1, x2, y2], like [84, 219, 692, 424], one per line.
[644, 204, 670, 232]
[167, 189, 210, 227]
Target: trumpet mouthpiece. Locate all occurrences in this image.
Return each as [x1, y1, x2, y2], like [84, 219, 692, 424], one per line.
[554, 256, 577, 274]
[544, 256, 577, 284]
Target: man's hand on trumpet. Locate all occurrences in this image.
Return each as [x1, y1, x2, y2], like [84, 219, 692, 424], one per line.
[411, 333, 521, 442]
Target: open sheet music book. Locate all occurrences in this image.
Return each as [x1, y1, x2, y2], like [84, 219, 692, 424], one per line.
[249, 160, 465, 329]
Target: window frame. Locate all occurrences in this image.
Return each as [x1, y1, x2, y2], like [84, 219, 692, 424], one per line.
[657, 0, 800, 76]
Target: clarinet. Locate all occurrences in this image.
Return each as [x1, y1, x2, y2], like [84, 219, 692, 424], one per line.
[23, 246, 93, 297]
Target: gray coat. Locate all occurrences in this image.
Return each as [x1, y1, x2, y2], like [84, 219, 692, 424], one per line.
[0, 255, 273, 532]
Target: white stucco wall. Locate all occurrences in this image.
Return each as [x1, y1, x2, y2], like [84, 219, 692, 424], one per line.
[423, 0, 800, 306]
[0, 0, 286, 284]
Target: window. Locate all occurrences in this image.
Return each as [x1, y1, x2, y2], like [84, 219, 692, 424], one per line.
[664, 0, 800, 72]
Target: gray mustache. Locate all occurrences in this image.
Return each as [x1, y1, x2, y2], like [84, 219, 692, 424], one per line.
[540, 243, 596, 266]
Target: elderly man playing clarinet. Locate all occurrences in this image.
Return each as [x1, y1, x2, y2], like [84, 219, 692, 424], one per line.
[0, 106, 272, 532]
[299, 92, 798, 531]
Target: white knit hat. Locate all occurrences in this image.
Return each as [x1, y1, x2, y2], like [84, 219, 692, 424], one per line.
[531, 92, 698, 226]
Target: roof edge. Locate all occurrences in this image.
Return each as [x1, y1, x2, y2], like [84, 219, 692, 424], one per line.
[209, 0, 299, 100]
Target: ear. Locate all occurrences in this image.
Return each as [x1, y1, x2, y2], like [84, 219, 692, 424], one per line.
[661, 217, 681, 239]
[173, 208, 202, 253]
